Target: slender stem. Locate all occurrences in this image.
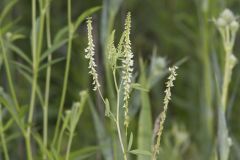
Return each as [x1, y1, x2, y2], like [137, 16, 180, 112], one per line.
[26, 73, 37, 160]
[0, 34, 20, 112]
[52, 0, 73, 146]
[116, 89, 127, 160]
[0, 106, 10, 160]
[25, 0, 36, 158]
[97, 87, 105, 104]
[221, 54, 231, 111]
[221, 27, 231, 112]
[43, 1, 52, 159]
[113, 69, 119, 92]
[25, 135, 33, 160]
[26, 0, 46, 158]
[65, 132, 74, 160]
[57, 124, 67, 153]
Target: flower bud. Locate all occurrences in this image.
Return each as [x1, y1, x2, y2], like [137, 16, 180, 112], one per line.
[6, 32, 12, 39]
[229, 54, 238, 70]
[216, 18, 227, 28]
[220, 9, 235, 23]
[230, 20, 239, 32]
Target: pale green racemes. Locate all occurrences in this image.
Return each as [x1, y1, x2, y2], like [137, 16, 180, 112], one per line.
[85, 12, 133, 160]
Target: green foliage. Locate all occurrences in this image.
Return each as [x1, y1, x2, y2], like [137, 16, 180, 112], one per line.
[1, 0, 240, 160]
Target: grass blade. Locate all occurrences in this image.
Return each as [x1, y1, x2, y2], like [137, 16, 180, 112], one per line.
[137, 58, 152, 160]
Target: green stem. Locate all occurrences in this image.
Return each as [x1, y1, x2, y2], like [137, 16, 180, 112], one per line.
[221, 27, 232, 112]
[0, 106, 10, 160]
[65, 132, 74, 160]
[25, 135, 33, 160]
[57, 123, 67, 153]
[116, 89, 127, 160]
[26, 0, 46, 158]
[26, 73, 37, 160]
[43, 1, 52, 159]
[0, 33, 20, 112]
[52, 0, 73, 146]
[113, 69, 119, 92]
[25, 0, 36, 158]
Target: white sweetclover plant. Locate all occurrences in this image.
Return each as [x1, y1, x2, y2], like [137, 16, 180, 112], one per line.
[85, 17, 101, 91]
[152, 66, 178, 160]
[122, 12, 133, 131]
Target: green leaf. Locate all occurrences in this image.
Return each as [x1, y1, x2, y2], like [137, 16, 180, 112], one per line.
[69, 146, 99, 160]
[129, 149, 152, 156]
[33, 133, 54, 160]
[5, 132, 21, 144]
[7, 42, 32, 65]
[104, 98, 111, 117]
[40, 39, 68, 62]
[0, 0, 18, 21]
[137, 58, 152, 160]
[89, 98, 113, 160]
[131, 83, 149, 92]
[3, 118, 14, 132]
[218, 107, 231, 160]
[17, 69, 44, 107]
[11, 61, 32, 73]
[0, 95, 25, 134]
[53, 27, 68, 43]
[73, 6, 102, 32]
[52, 6, 101, 44]
[39, 57, 65, 72]
[128, 132, 133, 151]
[0, 18, 20, 37]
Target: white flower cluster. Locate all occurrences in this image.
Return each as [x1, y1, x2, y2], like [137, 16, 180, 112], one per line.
[122, 12, 133, 129]
[214, 9, 239, 109]
[164, 66, 178, 106]
[85, 17, 100, 91]
[107, 30, 117, 69]
[215, 9, 239, 32]
[152, 66, 178, 160]
[214, 9, 239, 51]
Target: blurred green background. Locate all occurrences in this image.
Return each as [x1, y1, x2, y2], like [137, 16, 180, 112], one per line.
[1, 0, 240, 159]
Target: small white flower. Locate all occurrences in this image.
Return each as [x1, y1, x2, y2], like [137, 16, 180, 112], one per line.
[152, 66, 178, 160]
[122, 12, 133, 129]
[85, 17, 100, 91]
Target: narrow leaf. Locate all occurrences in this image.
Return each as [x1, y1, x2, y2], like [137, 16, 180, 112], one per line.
[39, 57, 65, 72]
[137, 58, 152, 160]
[11, 61, 32, 73]
[7, 43, 32, 65]
[74, 6, 101, 32]
[129, 149, 152, 156]
[0, 0, 18, 21]
[40, 39, 68, 62]
[128, 132, 133, 151]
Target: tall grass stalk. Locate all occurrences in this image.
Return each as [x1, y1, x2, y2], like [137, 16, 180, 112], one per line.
[0, 105, 9, 160]
[214, 9, 239, 160]
[26, 0, 46, 159]
[43, 0, 52, 159]
[116, 87, 128, 160]
[52, 0, 73, 146]
[0, 28, 20, 112]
